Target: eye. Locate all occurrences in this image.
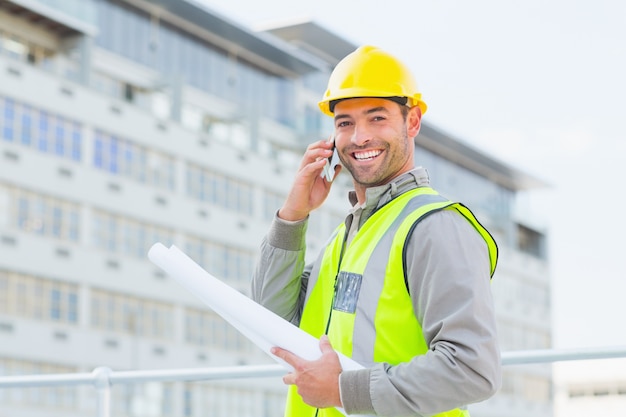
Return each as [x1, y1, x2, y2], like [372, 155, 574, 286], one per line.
[336, 120, 352, 128]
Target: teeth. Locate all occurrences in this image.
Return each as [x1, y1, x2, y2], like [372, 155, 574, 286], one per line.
[354, 150, 382, 160]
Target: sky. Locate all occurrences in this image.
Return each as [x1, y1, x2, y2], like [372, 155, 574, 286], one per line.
[199, 0, 626, 350]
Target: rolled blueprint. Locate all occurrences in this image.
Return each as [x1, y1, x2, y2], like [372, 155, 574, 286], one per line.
[147, 243, 364, 373]
[148, 243, 369, 416]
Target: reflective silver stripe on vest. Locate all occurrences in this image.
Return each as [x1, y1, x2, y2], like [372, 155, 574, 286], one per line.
[351, 192, 450, 365]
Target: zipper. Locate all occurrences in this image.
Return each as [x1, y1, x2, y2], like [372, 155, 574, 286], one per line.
[317, 217, 350, 416]
[323, 222, 349, 335]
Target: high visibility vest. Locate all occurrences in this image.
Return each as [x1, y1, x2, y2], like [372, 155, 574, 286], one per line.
[284, 186, 498, 417]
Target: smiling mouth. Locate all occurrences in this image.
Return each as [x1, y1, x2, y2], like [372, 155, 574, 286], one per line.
[353, 150, 382, 161]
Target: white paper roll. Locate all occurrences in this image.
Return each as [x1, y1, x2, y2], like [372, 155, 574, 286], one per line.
[148, 243, 373, 416]
[147, 243, 365, 373]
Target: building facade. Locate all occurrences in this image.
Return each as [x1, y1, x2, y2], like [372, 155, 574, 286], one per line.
[554, 358, 626, 416]
[0, 0, 551, 416]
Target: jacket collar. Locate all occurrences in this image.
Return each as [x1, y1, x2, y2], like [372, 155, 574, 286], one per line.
[347, 167, 431, 226]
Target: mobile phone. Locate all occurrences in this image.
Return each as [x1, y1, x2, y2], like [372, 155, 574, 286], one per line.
[321, 136, 341, 182]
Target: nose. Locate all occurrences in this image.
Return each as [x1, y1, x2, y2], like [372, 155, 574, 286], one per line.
[351, 122, 373, 147]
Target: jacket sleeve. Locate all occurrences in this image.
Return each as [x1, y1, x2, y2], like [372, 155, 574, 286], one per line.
[340, 209, 502, 416]
[250, 213, 311, 325]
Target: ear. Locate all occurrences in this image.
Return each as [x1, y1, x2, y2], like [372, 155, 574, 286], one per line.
[407, 106, 422, 138]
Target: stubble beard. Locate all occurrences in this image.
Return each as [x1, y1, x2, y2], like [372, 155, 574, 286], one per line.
[344, 129, 412, 189]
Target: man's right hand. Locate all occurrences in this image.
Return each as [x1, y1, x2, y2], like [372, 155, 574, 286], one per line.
[278, 139, 341, 222]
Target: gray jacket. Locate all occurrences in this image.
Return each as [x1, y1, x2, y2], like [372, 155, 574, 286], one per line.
[251, 167, 501, 416]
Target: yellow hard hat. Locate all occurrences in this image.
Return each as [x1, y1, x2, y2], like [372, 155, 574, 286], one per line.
[318, 45, 427, 117]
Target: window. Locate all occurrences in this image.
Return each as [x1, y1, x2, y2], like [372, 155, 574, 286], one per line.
[1, 97, 15, 141]
[0, 272, 8, 314]
[50, 288, 62, 320]
[416, 146, 514, 227]
[186, 164, 254, 215]
[2, 35, 27, 60]
[183, 384, 193, 417]
[0, 96, 82, 161]
[517, 223, 546, 259]
[91, 210, 174, 258]
[0, 270, 78, 324]
[93, 130, 175, 190]
[0, 29, 56, 70]
[184, 308, 253, 353]
[4, 184, 80, 242]
[20, 105, 31, 145]
[185, 236, 256, 284]
[162, 383, 175, 416]
[0, 357, 77, 408]
[90, 289, 174, 340]
[304, 104, 323, 138]
[262, 189, 284, 222]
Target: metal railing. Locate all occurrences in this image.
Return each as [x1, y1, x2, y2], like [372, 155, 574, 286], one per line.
[1, 345, 626, 417]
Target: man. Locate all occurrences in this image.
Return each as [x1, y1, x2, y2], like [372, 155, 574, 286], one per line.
[251, 45, 501, 417]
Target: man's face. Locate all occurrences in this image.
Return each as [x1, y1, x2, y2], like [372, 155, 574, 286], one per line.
[333, 97, 421, 192]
